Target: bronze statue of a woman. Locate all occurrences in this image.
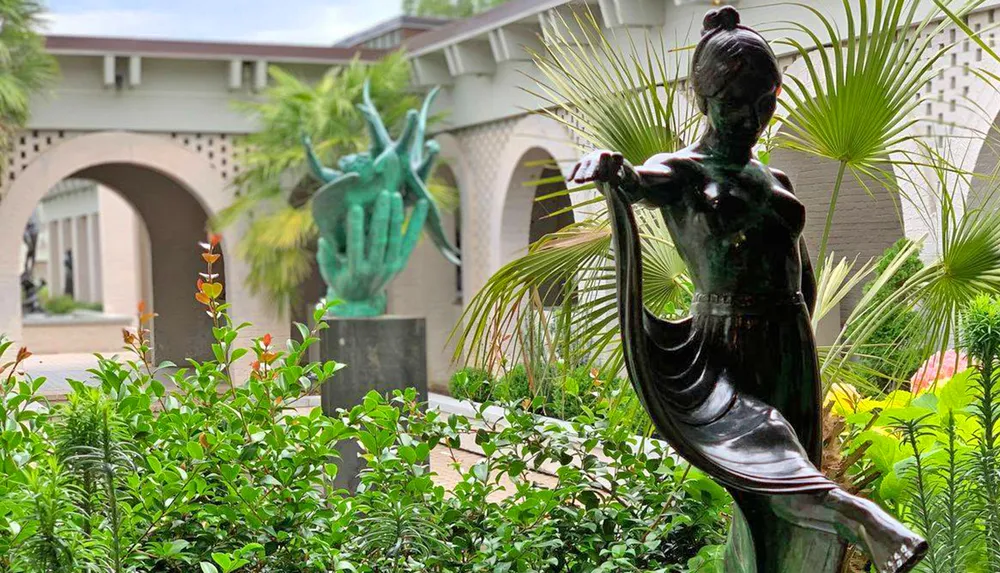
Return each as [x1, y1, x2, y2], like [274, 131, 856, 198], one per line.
[570, 7, 927, 573]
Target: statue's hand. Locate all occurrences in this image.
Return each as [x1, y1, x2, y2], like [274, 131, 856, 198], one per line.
[322, 190, 428, 316]
[569, 150, 624, 186]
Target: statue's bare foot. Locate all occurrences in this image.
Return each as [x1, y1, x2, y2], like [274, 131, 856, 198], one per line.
[824, 489, 927, 573]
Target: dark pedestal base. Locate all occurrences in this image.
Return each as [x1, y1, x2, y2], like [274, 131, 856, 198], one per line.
[318, 315, 427, 492]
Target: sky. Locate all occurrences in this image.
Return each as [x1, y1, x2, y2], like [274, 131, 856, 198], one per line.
[43, 0, 406, 45]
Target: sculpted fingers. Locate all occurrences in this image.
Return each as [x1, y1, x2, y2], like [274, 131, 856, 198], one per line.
[400, 199, 429, 266]
[368, 191, 391, 267]
[567, 161, 580, 182]
[572, 150, 622, 184]
[383, 192, 405, 275]
[606, 152, 624, 179]
[316, 237, 338, 286]
[346, 204, 365, 278]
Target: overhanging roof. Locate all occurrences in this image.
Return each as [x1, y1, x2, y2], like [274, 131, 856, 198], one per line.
[334, 15, 451, 48]
[406, 0, 571, 56]
[45, 35, 387, 64]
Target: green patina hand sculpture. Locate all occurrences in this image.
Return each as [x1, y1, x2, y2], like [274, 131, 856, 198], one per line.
[304, 82, 459, 317]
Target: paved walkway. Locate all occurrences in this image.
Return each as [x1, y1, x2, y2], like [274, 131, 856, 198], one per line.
[22, 351, 123, 398]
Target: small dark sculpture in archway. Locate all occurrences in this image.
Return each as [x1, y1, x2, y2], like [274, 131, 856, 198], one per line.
[570, 7, 927, 573]
[20, 217, 44, 314]
[63, 249, 74, 299]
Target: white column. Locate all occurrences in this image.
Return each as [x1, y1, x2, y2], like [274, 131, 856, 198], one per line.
[78, 216, 93, 303]
[47, 220, 61, 297]
[89, 213, 102, 306]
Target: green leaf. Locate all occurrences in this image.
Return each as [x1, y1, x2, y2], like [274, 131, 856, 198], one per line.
[471, 460, 488, 483]
[187, 442, 205, 459]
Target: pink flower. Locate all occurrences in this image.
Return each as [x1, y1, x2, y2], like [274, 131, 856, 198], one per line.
[909, 349, 969, 394]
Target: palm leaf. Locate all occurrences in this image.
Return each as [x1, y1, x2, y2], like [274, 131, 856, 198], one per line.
[0, 0, 57, 156]
[826, 156, 1000, 397]
[775, 0, 968, 265]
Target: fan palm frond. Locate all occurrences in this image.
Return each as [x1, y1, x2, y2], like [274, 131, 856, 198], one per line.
[454, 6, 697, 373]
[776, 0, 970, 266]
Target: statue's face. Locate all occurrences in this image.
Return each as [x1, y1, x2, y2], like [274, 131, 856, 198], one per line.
[338, 153, 375, 182]
[706, 79, 779, 149]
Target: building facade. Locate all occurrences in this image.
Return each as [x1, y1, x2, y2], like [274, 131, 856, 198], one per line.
[405, 0, 1000, 343]
[6, 0, 1000, 387]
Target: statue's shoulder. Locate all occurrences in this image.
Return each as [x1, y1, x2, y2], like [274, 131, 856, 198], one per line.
[763, 163, 794, 192]
[640, 148, 706, 184]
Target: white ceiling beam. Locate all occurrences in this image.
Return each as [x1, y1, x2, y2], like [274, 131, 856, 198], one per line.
[412, 54, 453, 87]
[253, 60, 268, 91]
[228, 59, 243, 90]
[103, 55, 116, 88]
[445, 40, 496, 76]
[489, 24, 544, 63]
[538, 7, 593, 46]
[128, 56, 142, 87]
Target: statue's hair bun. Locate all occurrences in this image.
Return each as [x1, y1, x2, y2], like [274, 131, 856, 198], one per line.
[703, 6, 741, 33]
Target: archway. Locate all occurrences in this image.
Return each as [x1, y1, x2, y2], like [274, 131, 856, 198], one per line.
[0, 131, 283, 365]
[499, 148, 574, 263]
[20, 178, 153, 355]
[970, 114, 1000, 212]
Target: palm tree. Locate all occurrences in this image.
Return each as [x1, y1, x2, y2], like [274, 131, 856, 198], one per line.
[217, 52, 448, 316]
[452, 11, 699, 428]
[0, 0, 58, 153]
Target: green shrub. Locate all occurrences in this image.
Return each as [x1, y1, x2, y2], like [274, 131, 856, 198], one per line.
[834, 296, 1000, 571]
[77, 301, 103, 312]
[42, 294, 77, 315]
[40, 295, 103, 315]
[0, 239, 730, 572]
[447, 366, 494, 402]
[496, 363, 533, 403]
[0, 323, 731, 572]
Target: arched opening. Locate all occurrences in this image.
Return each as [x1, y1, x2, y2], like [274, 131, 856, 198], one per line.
[970, 115, 1000, 211]
[499, 147, 575, 306]
[16, 165, 223, 363]
[0, 132, 269, 367]
[20, 179, 152, 351]
[769, 144, 904, 328]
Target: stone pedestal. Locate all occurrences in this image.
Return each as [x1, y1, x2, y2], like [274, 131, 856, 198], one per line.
[318, 315, 428, 492]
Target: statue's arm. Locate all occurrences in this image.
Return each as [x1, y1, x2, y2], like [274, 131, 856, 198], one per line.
[301, 134, 341, 183]
[771, 168, 817, 317]
[396, 110, 420, 157]
[569, 150, 685, 207]
[359, 81, 393, 157]
[407, 174, 461, 265]
[416, 141, 440, 182]
[799, 238, 818, 317]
